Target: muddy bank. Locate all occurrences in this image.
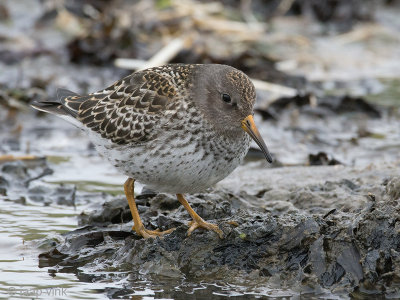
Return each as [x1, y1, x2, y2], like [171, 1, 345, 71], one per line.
[35, 161, 400, 298]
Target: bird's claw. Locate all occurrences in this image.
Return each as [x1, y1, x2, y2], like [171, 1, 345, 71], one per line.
[187, 219, 224, 239]
[133, 226, 175, 239]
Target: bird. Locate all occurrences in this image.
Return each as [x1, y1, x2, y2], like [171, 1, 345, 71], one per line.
[31, 64, 273, 239]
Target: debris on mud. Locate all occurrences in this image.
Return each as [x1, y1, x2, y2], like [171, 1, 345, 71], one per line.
[260, 94, 382, 119]
[308, 152, 342, 166]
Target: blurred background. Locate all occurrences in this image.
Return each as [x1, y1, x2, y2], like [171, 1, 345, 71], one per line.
[0, 0, 400, 298]
[1, 0, 400, 164]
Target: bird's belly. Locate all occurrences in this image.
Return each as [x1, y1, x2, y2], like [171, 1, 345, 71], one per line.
[91, 133, 249, 193]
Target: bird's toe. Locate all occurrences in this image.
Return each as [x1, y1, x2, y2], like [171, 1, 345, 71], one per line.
[187, 220, 224, 239]
[133, 225, 175, 239]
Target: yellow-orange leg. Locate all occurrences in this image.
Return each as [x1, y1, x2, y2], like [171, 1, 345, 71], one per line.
[124, 178, 175, 239]
[176, 194, 224, 239]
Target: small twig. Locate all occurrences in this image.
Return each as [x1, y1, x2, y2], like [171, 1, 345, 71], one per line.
[193, 16, 266, 34]
[240, 0, 258, 24]
[333, 24, 387, 45]
[0, 155, 39, 162]
[251, 78, 297, 96]
[24, 167, 53, 185]
[114, 58, 147, 70]
[115, 37, 186, 71]
[273, 0, 296, 17]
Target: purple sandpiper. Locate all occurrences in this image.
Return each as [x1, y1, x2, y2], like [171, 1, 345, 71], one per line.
[32, 64, 272, 239]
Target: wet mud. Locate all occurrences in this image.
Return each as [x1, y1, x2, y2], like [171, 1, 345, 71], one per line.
[34, 162, 400, 298]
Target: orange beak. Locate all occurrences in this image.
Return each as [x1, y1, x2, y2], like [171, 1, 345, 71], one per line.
[241, 115, 273, 163]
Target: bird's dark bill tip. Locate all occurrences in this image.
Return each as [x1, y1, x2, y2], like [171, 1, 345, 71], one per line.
[241, 115, 273, 164]
[265, 152, 273, 163]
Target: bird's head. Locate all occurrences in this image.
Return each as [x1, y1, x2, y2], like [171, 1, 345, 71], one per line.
[192, 64, 273, 163]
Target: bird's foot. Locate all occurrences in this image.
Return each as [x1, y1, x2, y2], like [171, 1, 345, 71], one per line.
[187, 219, 224, 239]
[133, 225, 175, 239]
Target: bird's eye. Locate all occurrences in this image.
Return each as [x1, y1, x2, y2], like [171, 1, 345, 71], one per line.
[222, 93, 231, 103]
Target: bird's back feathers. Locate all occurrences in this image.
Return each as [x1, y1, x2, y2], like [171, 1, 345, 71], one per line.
[30, 65, 196, 145]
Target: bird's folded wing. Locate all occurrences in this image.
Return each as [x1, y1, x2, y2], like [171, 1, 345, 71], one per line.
[65, 71, 180, 145]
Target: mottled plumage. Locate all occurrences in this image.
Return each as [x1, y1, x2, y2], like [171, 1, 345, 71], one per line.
[64, 65, 191, 144]
[32, 64, 272, 239]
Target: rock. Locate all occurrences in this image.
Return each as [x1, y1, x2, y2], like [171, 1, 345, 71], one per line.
[78, 196, 131, 226]
[309, 152, 342, 166]
[0, 157, 52, 188]
[0, 175, 8, 195]
[28, 183, 76, 206]
[38, 179, 400, 296]
[385, 177, 400, 201]
[263, 94, 381, 119]
[0, 157, 81, 206]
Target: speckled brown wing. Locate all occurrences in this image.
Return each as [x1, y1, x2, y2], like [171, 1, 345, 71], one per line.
[63, 71, 178, 145]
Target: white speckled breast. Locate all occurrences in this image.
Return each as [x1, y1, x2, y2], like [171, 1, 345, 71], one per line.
[88, 112, 250, 193]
